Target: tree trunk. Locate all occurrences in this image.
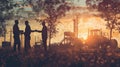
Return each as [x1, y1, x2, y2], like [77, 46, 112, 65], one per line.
[110, 28, 112, 40]
[48, 26, 52, 46]
[49, 33, 51, 46]
[4, 33, 6, 41]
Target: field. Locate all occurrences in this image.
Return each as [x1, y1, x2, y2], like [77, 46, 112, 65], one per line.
[0, 44, 120, 67]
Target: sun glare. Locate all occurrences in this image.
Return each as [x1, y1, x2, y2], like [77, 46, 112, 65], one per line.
[78, 33, 88, 40]
[82, 35, 88, 40]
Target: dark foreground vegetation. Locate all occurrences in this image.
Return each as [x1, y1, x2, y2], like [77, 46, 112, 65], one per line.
[0, 44, 120, 67]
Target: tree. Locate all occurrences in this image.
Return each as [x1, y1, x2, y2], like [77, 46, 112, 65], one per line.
[0, 0, 70, 45]
[44, 0, 70, 45]
[27, 0, 71, 45]
[86, 0, 120, 39]
[0, 0, 15, 37]
[0, 0, 36, 37]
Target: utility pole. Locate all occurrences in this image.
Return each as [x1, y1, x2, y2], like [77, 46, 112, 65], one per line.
[10, 29, 12, 45]
[73, 15, 78, 38]
[3, 21, 7, 42]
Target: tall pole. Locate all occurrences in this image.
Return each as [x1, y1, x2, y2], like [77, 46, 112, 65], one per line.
[73, 15, 78, 38]
[20, 33, 23, 47]
[4, 21, 6, 42]
[10, 29, 12, 45]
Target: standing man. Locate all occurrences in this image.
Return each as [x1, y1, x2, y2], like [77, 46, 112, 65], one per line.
[24, 21, 31, 52]
[36, 21, 48, 52]
[13, 20, 22, 51]
[41, 21, 48, 52]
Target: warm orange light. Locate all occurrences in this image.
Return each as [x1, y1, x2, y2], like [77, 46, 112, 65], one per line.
[82, 34, 88, 40]
[78, 33, 88, 40]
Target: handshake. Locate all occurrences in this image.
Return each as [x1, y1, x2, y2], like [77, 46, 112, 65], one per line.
[20, 30, 24, 34]
[34, 30, 38, 32]
[19, 30, 41, 34]
[32, 30, 42, 32]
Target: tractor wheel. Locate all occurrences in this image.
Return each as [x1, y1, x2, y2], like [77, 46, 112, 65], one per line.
[110, 39, 118, 49]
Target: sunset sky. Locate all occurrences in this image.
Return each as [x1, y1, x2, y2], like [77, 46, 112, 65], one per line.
[0, 0, 120, 48]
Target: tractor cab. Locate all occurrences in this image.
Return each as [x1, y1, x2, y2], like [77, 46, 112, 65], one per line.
[88, 29, 102, 37]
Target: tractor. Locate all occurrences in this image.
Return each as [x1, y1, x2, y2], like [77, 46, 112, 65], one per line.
[85, 29, 118, 52]
[60, 29, 118, 52]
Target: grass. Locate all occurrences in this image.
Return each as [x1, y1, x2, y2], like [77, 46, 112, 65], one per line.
[0, 44, 120, 67]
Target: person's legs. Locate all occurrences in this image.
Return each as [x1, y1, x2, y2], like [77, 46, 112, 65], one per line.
[27, 40, 31, 53]
[43, 39, 47, 52]
[24, 38, 27, 52]
[18, 43, 21, 51]
[28, 40, 31, 49]
[24, 38, 31, 53]
[13, 43, 16, 51]
[18, 38, 21, 51]
[13, 38, 17, 51]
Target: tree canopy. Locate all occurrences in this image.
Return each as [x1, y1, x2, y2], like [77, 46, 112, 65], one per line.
[0, 0, 15, 36]
[0, 0, 71, 44]
[26, 0, 71, 44]
[86, 0, 120, 39]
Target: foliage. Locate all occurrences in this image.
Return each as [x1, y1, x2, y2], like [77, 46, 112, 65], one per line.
[0, 0, 36, 36]
[86, 0, 120, 39]
[0, 0, 15, 36]
[26, 0, 71, 44]
[0, 0, 71, 45]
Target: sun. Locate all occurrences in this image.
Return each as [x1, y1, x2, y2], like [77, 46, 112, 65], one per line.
[82, 34, 88, 40]
[78, 33, 88, 40]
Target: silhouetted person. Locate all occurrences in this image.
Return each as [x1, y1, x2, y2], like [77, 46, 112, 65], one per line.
[42, 22, 48, 52]
[13, 20, 22, 51]
[24, 21, 31, 52]
[36, 21, 48, 52]
[24, 21, 36, 52]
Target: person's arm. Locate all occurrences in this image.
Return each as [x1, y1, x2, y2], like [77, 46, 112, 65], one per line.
[35, 30, 42, 33]
[19, 30, 24, 34]
[30, 30, 41, 32]
[31, 30, 36, 32]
